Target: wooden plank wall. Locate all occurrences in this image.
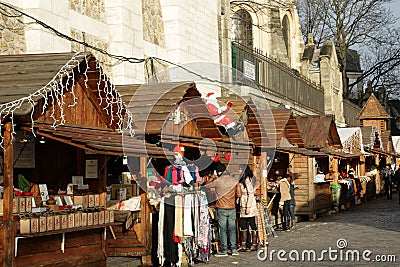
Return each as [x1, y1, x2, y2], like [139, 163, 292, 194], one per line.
[15, 228, 106, 267]
[292, 154, 313, 216]
[35, 82, 108, 128]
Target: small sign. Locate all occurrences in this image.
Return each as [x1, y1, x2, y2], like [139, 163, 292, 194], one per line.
[72, 176, 84, 185]
[243, 59, 255, 81]
[39, 184, 49, 202]
[85, 160, 98, 179]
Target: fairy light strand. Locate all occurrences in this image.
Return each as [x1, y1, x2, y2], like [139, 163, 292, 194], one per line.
[0, 52, 134, 148]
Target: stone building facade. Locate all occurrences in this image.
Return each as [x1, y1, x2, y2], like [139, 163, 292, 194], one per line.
[1, 0, 348, 125]
[1, 0, 220, 85]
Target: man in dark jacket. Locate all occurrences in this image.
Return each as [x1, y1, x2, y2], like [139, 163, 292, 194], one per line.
[382, 165, 393, 200]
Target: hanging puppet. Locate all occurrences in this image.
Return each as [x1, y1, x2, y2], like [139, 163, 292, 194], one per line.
[205, 92, 244, 136]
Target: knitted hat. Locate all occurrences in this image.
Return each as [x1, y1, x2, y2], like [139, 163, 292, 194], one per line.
[173, 143, 184, 156]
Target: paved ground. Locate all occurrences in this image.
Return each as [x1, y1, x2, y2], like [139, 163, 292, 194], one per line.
[107, 192, 400, 266]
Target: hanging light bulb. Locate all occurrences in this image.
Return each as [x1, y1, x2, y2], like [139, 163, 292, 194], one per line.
[39, 136, 46, 144]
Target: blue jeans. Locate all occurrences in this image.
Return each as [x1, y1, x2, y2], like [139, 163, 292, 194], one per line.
[289, 204, 295, 221]
[217, 208, 237, 252]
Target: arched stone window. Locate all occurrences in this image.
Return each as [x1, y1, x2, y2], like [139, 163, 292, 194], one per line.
[232, 9, 253, 48]
[282, 15, 291, 62]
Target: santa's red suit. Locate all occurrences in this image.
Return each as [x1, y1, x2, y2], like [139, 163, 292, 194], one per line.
[205, 92, 235, 129]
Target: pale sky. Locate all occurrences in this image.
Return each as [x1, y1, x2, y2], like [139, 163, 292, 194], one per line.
[388, 0, 400, 26]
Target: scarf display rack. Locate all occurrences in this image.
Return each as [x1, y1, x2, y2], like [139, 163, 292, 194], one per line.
[156, 190, 210, 266]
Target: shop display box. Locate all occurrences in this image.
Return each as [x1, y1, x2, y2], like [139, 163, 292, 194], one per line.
[93, 212, 99, 225]
[68, 213, 75, 228]
[81, 212, 88, 227]
[30, 217, 38, 233]
[20, 218, 31, 234]
[61, 214, 68, 229]
[39, 215, 47, 232]
[46, 215, 54, 231]
[87, 212, 93, 226]
[54, 214, 61, 230]
[74, 212, 82, 227]
[99, 210, 105, 224]
[88, 195, 95, 207]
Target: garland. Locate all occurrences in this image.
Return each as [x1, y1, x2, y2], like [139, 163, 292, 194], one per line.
[0, 52, 134, 149]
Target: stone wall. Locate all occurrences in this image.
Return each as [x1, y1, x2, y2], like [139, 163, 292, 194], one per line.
[161, 0, 220, 63]
[142, 0, 166, 48]
[71, 28, 111, 76]
[69, 0, 105, 23]
[0, 7, 26, 54]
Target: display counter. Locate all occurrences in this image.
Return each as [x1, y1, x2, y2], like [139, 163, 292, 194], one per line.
[15, 222, 119, 267]
[313, 181, 332, 214]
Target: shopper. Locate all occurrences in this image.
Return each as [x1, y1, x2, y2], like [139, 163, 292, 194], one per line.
[382, 164, 393, 200]
[278, 176, 291, 231]
[238, 165, 258, 252]
[288, 174, 298, 228]
[207, 163, 242, 257]
[394, 166, 400, 204]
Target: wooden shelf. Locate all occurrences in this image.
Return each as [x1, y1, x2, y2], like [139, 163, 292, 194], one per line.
[17, 222, 121, 238]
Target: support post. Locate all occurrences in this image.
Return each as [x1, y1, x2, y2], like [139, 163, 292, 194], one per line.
[3, 122, 15, 266]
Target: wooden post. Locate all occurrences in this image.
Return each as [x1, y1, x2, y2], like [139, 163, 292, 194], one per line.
[139, 156, 152, 265]
[259, 151, 267, 200]
[3, 122, 15, 266]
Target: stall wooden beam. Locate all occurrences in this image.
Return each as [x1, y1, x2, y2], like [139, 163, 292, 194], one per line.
[2, 122, 15, 267]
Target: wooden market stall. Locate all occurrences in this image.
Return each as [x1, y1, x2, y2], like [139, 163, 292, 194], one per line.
[261, 109, 330, 224]
[361, 126, 382, 199]
[115, 83, 258, 264]
[0, 52, 172, 266]
[295, 114, 342, 219]
[358, 93, 395, 196]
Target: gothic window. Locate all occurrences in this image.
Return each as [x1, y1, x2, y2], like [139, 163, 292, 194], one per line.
[282, 15, 291, 61]
[232, 9, 253, 48]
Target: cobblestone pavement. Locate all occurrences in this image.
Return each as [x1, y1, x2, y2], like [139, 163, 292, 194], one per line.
[107, 193, 400, 266]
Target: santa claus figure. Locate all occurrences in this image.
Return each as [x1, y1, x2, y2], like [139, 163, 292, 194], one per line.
[205, 92, 244, 136]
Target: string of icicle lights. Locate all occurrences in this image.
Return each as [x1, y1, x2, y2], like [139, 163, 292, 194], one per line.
[0, 52, 135, 149]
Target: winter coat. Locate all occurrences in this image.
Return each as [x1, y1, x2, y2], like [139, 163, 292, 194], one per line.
[239, 177, 257, 218]
[278, 178, 291, 205]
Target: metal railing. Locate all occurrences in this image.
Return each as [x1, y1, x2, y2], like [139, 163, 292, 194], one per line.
[232, 42, 325, 114]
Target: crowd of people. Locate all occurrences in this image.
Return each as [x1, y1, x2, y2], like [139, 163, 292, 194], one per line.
[206, 163, 297, 257]
[204, 161, 400, 258]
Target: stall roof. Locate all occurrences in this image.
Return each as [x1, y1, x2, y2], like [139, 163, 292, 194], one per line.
[0, 52, 90, 115]
[257, 109, 304, 148]
[370, 148, 398, 157]
[358, 93, 391, 119]
[337, 127, 364, 154]
[277, 147, 328, 157]
[320, 150, 361, 159]
[217, 95, 271, 148]
[295, 114, 342, 149]
[380, 130, 396, 155]
[27, 122, 174, 159]
[116, 82, 222, 139]
[392, 136, 400, 154]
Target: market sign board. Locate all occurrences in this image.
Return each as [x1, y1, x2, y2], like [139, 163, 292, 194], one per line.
[243, 59, 255, 81]
[85, 159, 98, 178]
[13, 131, 35, 168]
